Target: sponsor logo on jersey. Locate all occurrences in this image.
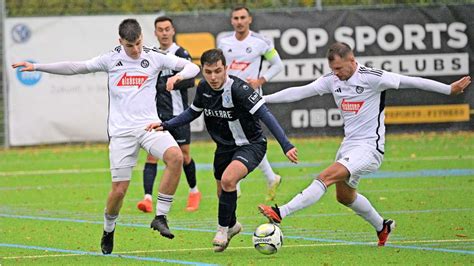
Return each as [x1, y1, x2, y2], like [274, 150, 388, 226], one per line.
[141, 59, 150, 68]
[228, 60, 251, 71]
[248, 91, 262, 104]
[355, 86, 364, 94]
[335, 88, 342, 93]
[117, 73, 148, 88]
[341, 99, 364, 114]
[203, 93, 212, 98]
[115, 61, 123, 67]
[203, 109, 233, 119]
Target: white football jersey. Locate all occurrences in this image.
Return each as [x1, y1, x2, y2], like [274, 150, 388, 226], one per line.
[85, 46, 180, 137]
[310, 64, 400, 153]
[218, 31, 274, 80]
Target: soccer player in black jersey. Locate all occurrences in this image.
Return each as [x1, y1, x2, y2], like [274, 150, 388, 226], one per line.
[146, 48, 298, 252]
[137, 16, 201, 214]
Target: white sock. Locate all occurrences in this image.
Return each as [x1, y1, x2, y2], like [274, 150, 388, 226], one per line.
[258, 155, 276, 184]
[144, 194, 152, 201]
[236, 181, 241, 192]
[348, 193, 384, 231]
[104, 212, 118, 233]
[280, 179, 326, 218]
[189, 187, 199, 193]
[156, 192, 174, 216]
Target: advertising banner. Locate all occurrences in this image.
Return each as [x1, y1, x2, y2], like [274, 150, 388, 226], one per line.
[5, 5, 473, 145]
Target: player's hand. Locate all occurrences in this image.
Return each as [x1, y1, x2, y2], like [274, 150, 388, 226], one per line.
[450, 76, 471, 95]
[12, 61, 34, 71]
[246, 77, 266, 90]
[166, 75, 183, 91]
[145, 122, 163, 132]
[285, 147, 298, 164]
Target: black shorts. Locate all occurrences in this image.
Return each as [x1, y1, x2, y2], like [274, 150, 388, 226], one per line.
[161, 116, 191, 145]
[213, 142, 267, 180]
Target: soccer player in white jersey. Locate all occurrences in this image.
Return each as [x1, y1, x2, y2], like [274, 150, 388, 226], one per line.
[258, 42, 471, 246]
[12, 19, 200, 254]
[218, 6, 284, 201]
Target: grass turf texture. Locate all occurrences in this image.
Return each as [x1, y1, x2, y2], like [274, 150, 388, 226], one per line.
[0, 131, 473, 264]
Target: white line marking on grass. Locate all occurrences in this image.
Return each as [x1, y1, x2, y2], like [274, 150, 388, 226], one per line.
[1, 213, 474, 256]
[0, 243, 216, 265]
[1, 155, 473, 177]
[4, 239, 471, 260]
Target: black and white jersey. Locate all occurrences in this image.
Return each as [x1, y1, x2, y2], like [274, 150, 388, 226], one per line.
[190, 75, 266, 146]
[156, 43, 194, 119]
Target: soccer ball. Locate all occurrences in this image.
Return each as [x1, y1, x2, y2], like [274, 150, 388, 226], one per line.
[252, 223, 283, 255]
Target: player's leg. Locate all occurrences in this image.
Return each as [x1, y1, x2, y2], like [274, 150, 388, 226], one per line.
[259, 162, 349, 223]
[102, 135, 140, 254]
[214, 143, 265, 252]
[181, 143, 201, 212]
[141, 130, 182, 239]
[137, 153, 158, 213]
[335, 145, 394, 246]
[258, 154, 281, 201]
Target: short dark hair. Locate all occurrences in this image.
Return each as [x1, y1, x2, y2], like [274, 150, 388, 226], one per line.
[231, 6, 251, 17]
[201, 49, 226, 66]
[327, 42, 353, 61]
[154, 16, 174, 27]
[119, 19, 142, 42]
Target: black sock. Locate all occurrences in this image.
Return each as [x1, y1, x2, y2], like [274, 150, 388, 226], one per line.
[183, 159, 197, 189]
[143, 163, 157, 195]
[218, 190, 237, 227]
[229, 201, 237, 228]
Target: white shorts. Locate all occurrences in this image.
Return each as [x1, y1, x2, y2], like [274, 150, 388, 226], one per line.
[335, 142, 384, 188]
[109, 129, 178, 182]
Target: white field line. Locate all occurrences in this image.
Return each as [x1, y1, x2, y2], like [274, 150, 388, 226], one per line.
[2, 239, 472, 260]
[1, 155, 473, 177]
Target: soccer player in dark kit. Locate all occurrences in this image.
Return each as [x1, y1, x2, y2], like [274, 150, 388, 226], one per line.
[146, 48, 298, 252]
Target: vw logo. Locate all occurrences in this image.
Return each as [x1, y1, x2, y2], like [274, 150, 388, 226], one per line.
[11, 24, 31, 44]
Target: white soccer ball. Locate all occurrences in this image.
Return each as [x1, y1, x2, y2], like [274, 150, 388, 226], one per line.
[252, 223, 283, 255]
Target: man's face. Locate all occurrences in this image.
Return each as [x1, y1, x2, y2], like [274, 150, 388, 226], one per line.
[329, 55, 356, 81]
[202, 60, 227, 90]
[154, 20, 175, 49]
[120, 34, 143, 60]
[231, 9, 252, 34]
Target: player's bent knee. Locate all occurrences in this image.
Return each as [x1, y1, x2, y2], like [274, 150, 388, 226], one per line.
[163, 147, 183, 167]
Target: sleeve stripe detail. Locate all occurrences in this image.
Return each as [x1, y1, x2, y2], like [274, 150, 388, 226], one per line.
[191, 104, 203, 112]
[249, 99, 265, 114]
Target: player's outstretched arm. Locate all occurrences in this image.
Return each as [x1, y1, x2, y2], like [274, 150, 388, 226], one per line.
[12, 61, 34, 71]
[254, 105, 298, 164]
[147, 107, 201, 132]
[13, 61, 91, 75]
[450, 76, 471, 95]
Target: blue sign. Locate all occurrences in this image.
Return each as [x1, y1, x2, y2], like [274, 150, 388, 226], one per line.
[16, 61, 42, 86]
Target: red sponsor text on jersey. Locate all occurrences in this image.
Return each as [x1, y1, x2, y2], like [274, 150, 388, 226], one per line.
[341, 99, 364, 114]
[117, 73, 148, 88]
[228, 60, 251, 71]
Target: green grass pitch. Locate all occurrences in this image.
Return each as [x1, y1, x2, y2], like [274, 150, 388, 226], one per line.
[0, 131, 473, 265]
